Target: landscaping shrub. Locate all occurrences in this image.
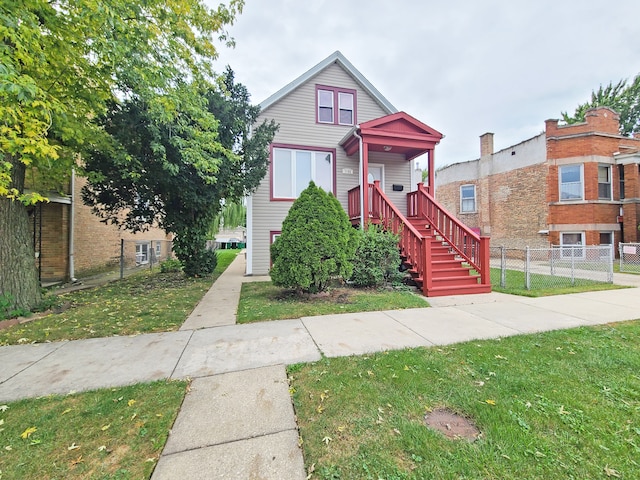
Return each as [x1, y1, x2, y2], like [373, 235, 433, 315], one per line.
[270, 182, 357, 293]
[181, 249, 217, 277]
[160, 258, 183, 273]
[351, 224, 401, 287]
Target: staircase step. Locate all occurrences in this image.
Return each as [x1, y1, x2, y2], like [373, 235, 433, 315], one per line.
[431, 275, 480, 287]
[425, 283, 492, 297]
[431, 268, 474, 278]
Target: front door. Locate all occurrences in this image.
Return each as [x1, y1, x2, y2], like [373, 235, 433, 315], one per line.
[367, 164, 384, 190]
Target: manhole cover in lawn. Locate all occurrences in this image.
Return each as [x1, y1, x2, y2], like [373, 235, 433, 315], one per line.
[424, 408, 480, 441]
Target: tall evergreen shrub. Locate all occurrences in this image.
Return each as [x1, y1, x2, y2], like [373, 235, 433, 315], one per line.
[270, 182, 357, 293]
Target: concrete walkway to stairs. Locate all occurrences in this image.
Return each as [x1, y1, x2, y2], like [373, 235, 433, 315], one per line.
[1, 254, 640, 478]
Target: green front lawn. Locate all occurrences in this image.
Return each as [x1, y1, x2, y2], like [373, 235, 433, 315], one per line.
[0, 380, 187, 480]
[490, 268, 625, 297]
[0, 250, 240, 346]
[236, 281, 429, 323]
[290, 320, 640, 479]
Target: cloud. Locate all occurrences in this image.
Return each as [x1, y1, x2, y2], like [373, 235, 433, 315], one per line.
[212, 0, 640, 166]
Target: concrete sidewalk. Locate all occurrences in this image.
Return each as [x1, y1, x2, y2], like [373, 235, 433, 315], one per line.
[1, 253, 639, 479]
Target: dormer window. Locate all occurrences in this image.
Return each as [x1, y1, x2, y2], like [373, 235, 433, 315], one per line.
[316, 85, 356, 125]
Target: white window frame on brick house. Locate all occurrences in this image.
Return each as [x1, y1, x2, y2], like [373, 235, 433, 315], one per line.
[559, 164, 584, 201]
[460, 184, 476, 213]
[598, 165, 612, 200]
[560, 232, 585, 259]
[136, 242, 149, 264]
[271, 145, 334, 200]
[316, 85, 356, 126]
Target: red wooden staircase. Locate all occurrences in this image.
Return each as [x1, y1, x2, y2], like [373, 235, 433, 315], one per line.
[348, 182, 491, 297]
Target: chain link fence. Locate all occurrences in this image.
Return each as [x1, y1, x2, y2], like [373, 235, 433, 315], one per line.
[619, 243, 640, 273]
[118, 239, 174, 279]
[490, 245, 614, 290]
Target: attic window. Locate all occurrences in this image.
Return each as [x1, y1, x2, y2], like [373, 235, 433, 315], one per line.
[316, 85, 356, 126]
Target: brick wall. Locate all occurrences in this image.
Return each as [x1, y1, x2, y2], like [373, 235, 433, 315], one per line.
[72, 176, 172, 277]
[37, 203, 70, 282]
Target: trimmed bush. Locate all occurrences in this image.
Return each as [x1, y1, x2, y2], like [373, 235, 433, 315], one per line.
[351, 224, 401, 287]
[270, 182, 357, 293]
[160, 258, 183, 273]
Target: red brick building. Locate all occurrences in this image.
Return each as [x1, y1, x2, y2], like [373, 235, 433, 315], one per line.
[435, 107, 640, 250]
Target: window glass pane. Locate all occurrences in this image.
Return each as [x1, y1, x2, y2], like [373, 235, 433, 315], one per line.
[318, 90, 333, 123]
[598, 166, 609, 182]
[599, 232, 612, 245]
[560, 165, 582, 200]
[338, 92, 353, 109]
[319, 90, 333, 106]
[295, 151, 312, 197]
[460, 185, 475, 212]
[315, 152, 332, 192]
[561, 165, 581, 183]
[273, 149, 293, 198]
[561, 233, 582, 245]
[339, 109, 353, 125]
[461, 185, 474, 199]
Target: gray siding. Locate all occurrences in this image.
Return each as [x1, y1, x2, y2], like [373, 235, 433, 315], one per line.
[249, 63, 409, 275]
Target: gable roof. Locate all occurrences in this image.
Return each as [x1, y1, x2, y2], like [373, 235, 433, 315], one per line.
[259, 51, 398, 114]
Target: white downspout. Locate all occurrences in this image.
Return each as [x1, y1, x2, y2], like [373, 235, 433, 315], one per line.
[353, 127, 364, 230]
[69, 167, 76, 281]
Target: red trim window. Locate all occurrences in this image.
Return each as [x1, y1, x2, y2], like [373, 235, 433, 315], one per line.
[316, 85, 356, 125]
[271, 144, 335, 200]
[269, 231, 281, 266]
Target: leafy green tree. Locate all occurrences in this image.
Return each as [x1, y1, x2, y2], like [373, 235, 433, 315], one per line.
[562, 75, 640, 135]
[82, 71, 277, 276]
[1, 0, 243, 308]
[351, 225, 401, 288]
[209, 201, 247, 238]
[270, 182, 357, 293]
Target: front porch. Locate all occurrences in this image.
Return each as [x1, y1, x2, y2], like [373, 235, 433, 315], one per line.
[341, 112, 491, 297]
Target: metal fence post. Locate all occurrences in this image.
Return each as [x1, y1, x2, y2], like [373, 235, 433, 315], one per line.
[525, 246, 530, 290]
[571, 247, 575, 285]
[500, 246, 506, 288]
[607, 244, 614, 283]
[120, 239, 124, 279]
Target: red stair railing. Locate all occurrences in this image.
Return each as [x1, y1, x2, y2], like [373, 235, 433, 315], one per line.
[409, 183, 490, 286]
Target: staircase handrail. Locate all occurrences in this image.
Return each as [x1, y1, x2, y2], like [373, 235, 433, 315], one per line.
[369, 181, 427, 286]
[413, 183, 489, 282]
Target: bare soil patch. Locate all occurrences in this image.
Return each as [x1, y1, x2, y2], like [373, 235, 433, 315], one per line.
[424, 408, 481, 441]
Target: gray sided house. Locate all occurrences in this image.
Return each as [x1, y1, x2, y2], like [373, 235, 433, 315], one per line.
[247, 51, 492, 296]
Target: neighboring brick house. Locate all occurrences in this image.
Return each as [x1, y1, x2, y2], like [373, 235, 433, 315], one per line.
[435, 107, 640, 251]
[29, 172, 172, 284]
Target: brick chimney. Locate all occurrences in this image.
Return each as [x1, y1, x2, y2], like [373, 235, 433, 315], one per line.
[480, 132, 494, 157]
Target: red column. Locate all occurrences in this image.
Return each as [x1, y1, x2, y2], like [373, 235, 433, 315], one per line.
[362, 141, 369, 220]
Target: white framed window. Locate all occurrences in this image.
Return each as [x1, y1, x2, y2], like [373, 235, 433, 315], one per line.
[460, 184, 476, 213]
[559, 164, 583, 201]
[598, 165, 612, 200]
[560, 232, 585, 258]
[272, 147, 333, 199]
[155, 242, 161, 260]
[318, 89, 334, 123]
[136, 242, 149, 264]
[316, 85, 356, 125]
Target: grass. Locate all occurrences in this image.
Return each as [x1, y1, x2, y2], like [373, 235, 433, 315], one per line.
[0, 380, 187, 480]
[236, 282, 428, 323]
[0, 250, 240, 346]
[289, 320, 640, 479]
[490, 268, 625, 297]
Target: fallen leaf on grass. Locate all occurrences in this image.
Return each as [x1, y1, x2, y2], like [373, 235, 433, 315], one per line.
[68, 443, 80, 450]
[127, 399, 136, 407]
[485, 399, 496, 405]
[0, 405, 8, 412]
[604, 466, 620, 478]
[101, 424, 111, 431]
[322, 436, 332, 445]
[20, 426, 37, 439]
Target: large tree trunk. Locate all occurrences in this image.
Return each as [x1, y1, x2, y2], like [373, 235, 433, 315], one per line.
[0, 155, 41, 311]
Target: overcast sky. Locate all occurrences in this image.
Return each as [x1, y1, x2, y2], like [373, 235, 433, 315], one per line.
[211, 0, 640, 168]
